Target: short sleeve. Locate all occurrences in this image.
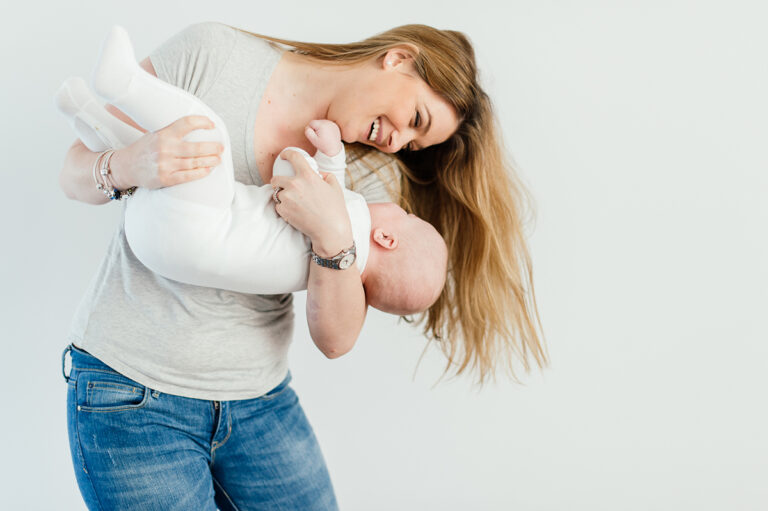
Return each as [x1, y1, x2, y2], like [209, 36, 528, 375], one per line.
[148, 22, 237, 97]
[345, 148, 402, 204]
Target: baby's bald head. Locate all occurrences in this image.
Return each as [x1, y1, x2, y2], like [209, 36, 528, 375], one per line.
[362, 203, 448, 316]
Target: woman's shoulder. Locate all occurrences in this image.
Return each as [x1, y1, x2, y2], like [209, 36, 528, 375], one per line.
[148, 22, 238, 94]
[170, 21, 237, 44]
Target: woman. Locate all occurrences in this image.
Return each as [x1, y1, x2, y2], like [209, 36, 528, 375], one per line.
[59, 21, 547, 509]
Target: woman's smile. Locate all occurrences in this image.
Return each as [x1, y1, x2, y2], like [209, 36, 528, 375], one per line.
[368, 117, 381, 143]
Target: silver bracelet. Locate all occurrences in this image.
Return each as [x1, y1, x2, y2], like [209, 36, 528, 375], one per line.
[92, 150, 110, 191]
[92, 149, 137, 200]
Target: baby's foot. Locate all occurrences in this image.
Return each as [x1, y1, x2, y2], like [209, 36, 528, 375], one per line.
[304, 119, 343, 157]
[55, 76, 109, 151]
[55, 76, 94, 118]
[55, 76, 144, 151]
[91, 25, 140, 102]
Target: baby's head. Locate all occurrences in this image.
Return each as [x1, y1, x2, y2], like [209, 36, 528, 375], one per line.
[361, 203, 448, 315]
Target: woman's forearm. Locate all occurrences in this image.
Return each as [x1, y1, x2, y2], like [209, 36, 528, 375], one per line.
[306, 260, 367, 359]
[271, 150, 368, 357]
[59, 139, 112, 204]
[59, 107, 140, 206]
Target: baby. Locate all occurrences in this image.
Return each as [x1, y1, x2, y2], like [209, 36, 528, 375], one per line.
[55, 25, 447, 315]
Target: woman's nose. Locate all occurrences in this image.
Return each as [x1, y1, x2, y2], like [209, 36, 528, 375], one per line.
[388, 128, 414, 153]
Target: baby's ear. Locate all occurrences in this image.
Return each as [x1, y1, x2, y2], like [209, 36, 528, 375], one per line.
[372, 228, 399, 250]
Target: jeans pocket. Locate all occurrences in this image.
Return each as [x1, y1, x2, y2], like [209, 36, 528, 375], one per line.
[258, 371, 292, 401]
[76, 370, 150, 413]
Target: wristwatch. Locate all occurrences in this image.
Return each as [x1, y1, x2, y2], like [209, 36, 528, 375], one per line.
[310, 242, 356, 270]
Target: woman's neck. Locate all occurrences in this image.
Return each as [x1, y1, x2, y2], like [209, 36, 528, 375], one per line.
[266, 52, 344, 144]
[253, 51, 359, 183]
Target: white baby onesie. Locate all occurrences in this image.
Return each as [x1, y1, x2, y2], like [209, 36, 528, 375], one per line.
[55, 26, 370, 294]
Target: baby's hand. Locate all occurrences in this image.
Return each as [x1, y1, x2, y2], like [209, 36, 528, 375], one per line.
[304, 120, 343, 157]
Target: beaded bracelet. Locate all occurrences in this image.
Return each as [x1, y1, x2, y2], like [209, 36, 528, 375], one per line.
[92, 149, 137, 201]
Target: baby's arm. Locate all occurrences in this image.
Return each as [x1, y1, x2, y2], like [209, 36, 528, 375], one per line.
[305, 120, 347, 188]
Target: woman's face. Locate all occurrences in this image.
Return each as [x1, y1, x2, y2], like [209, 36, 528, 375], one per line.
[329, 48, 460, 153]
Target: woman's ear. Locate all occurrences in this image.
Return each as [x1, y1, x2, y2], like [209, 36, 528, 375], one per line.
[371, 228, 399, 250]
[381, 44, 420, 71]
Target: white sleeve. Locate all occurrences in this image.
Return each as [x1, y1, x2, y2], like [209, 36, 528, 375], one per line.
[313, 147, 347, 188]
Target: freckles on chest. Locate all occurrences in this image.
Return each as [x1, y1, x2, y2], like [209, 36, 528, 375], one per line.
[252, 131, 278, 184]
[251, 98, 281, 184]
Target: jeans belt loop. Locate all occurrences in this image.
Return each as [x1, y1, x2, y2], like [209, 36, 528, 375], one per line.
[61, 344, 73, 383]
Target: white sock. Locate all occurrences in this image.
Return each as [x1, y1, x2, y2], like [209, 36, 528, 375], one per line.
[90, 25, 234, 208]
[54, 76, 144, 152]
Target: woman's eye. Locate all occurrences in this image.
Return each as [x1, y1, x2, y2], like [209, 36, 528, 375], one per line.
[414, 111, 421, 128]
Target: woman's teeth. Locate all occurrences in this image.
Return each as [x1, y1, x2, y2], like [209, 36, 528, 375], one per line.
[369, 117, 380, 142]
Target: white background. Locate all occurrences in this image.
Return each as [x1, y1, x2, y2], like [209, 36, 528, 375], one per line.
[2, 0, 766, 509]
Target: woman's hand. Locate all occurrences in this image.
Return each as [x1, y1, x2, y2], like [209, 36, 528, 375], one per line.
[271, 148, 366, 359]
[110, 115, 224, 190]
[270, 149, 353, 257]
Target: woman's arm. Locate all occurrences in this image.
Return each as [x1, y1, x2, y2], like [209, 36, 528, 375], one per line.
[58, 57, 216, 203]
[306, 230, 368, 359]
[58, 59, 150, 203]
[59, 138, 113, 204]
[272, 150, 368, 358]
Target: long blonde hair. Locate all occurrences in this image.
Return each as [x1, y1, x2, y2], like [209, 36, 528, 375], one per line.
[229, 23, 548, 384]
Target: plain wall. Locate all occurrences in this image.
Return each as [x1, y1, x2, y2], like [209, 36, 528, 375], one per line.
[2, 0, 766, 509]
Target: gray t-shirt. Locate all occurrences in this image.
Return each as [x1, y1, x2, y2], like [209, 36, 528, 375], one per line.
[68, 22, 400, 400]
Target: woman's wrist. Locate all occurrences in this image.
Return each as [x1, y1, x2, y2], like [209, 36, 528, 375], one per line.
[311, 231, 354, 258]
[309, 215, 354, 257]
[107, 148, 135, 190]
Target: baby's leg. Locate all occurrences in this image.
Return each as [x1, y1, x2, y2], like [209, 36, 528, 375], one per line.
[55, 76, 144, 152]
[90, 25, 233, 208]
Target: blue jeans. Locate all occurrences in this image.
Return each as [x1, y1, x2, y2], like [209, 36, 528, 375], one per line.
[61, 343, 338, 510]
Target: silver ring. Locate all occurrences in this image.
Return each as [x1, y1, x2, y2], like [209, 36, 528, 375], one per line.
[272, 186, 282, 204]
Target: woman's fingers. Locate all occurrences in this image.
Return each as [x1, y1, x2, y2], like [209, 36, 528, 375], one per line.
[168, 167, 213, 185]
[280, 148, 317, 178]
[175, 154, 222, 171]
[169, 115, 215, 138]
[177, 141, 224, 158]
[270, 175, 292, 190]
[320, 171, 340, 188]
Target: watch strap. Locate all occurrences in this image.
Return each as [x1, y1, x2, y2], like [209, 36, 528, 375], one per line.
[310, 242, 356, 270]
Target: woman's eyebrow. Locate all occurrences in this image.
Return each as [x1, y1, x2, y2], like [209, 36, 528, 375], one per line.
[424, 107, 433, 135]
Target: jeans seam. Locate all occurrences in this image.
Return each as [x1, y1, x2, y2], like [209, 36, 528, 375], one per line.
[220, 408, 233, 447]
[210, 407, 233, 464]
[74, 386, 105, 511]
[212, 474, 241, 511]
[70, 367, 127, 377]
[257, 379, 291, 401]
[78, 386, 151, 413]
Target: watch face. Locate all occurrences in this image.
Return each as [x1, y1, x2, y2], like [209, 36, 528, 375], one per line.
[338, 253, 355, 270]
